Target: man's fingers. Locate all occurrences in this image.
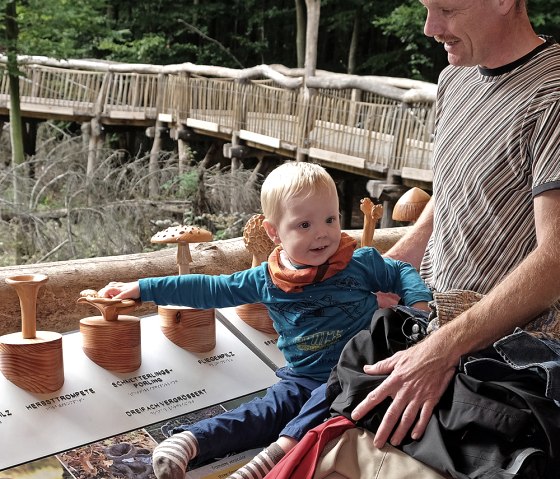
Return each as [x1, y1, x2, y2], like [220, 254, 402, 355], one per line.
[363, 351, 401, 375]
[410, 400, 436, 441]
[372, 397, 407, 448]
[351, 376, 393, 421]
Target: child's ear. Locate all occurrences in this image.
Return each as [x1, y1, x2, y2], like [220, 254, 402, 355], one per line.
[262, 219, 281, 244]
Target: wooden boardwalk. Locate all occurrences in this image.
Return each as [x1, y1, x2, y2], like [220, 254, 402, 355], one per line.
[0, 57, 436, 188]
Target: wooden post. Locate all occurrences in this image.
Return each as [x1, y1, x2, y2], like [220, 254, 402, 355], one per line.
[149, 73, 167, 197]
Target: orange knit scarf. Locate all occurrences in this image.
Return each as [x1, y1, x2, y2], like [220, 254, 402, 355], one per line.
[267, 232, 357, 293]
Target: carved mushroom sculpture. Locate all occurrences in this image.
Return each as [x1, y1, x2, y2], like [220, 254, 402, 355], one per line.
[392, 187, 431, 223]
[235, 214, 277, 334]
[243, 213, 275, 267]
[359, 198, 384, 248]
[77, 288, 142, 373]
[151, 225, 213, 275]
[151, 225, 216, 352]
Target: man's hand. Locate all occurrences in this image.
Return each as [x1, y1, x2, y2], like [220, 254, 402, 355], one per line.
[351, 333, 457, 448]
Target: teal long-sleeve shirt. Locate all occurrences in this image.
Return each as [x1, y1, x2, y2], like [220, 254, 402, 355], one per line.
[140, 246, 432, 382]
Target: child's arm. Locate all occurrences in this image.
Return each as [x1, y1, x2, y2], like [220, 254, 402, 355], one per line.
[98, 281, 140, 300]
[410, 301, 430, 312]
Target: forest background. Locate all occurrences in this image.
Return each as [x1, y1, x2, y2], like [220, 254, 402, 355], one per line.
[0, 0, 558, 266]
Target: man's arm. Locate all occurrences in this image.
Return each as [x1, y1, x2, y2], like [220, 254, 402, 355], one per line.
[353, 189, 560, 448]
[384, 198, 434, 269]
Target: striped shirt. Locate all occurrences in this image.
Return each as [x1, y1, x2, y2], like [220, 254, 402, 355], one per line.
[421, 38, 560, 295]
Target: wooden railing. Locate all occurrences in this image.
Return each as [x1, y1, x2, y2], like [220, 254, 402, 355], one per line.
[0, 57, 436, 184]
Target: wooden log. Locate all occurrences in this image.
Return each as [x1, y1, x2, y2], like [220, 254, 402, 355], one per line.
[0, 227, 409, 336]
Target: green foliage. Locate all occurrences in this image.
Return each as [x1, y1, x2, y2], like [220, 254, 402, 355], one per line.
[161, 170, 200, 200]
[2, 0, 558, 82]
[372, 1, 438, 79]
[16, 0, 109, 58]
[97, 32, 170, 64]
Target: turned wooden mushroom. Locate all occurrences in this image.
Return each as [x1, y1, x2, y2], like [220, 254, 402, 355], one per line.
[0, 274, 64, 393]
[235, 214, 277, 334]
[359, 198, 384, 248]
[151, 225, 213, 275]
[392, 187, 431, 223]
[244, 214, 275, 267]
[151, 224, 216, 352]
[77, 289, 142, 372]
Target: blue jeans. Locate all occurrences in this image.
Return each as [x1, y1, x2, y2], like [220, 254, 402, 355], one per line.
[170, 367, 329, 465]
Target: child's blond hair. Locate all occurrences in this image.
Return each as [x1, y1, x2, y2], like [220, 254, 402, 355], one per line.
[261, 162, 338, 224]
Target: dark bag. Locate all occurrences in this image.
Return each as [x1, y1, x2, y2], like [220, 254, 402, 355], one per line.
[326, 307, 560, 479]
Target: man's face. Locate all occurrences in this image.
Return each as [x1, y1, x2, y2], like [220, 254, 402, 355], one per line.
[420, 0, 505, 67]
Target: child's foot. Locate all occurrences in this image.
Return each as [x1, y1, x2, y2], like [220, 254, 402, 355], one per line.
[227, 443, 285, 479]
[152, 431, 198, 479]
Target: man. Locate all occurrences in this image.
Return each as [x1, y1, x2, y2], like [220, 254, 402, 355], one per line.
[352, 0, 560, 452]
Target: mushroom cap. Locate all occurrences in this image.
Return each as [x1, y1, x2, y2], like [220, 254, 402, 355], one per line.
[80, 289, 99, 298]
[243, 214, 275, 256]
[151, 225, 213, 244]
[392, 187, 431, 222]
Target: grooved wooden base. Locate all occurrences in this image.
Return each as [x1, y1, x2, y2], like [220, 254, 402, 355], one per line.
[158, 306, 216, 353]
[0, 331, 64, 393]
[80, 315, 141, 372]
[235, 303, 276, 334]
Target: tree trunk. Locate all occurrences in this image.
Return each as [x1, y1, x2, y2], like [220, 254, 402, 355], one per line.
[295, 0, 306, 69]
[149, 120, 163, 197]
[304, 0, 320, 79]
[347, 8, 361, 75]
[5, 0, 27, 264]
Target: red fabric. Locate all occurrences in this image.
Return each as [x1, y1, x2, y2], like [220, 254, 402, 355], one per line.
[265, 416, 355, 479]
[267, 233, 357, 293]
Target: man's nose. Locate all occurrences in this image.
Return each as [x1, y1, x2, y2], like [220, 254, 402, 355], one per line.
[423, 10, 440, 38]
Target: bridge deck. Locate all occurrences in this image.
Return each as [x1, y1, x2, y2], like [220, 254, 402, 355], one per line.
[0, 61, 435, 187]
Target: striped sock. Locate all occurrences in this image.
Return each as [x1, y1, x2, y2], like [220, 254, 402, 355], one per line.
[228, 443, 285, 479]
[152, 431, 199, 479]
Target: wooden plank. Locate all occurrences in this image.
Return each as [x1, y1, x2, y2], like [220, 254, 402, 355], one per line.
[239, 129, 281, 149]
[401, 167, 433, 183]
[309, 147, 365, 169]
[158, 113, 173, 123]
[19, 103, 75, 116]
[186, 117, 220, 132]
[109, 110, 147, 120]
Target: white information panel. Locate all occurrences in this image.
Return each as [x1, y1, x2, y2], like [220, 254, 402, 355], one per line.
[0, 315, 279, 471]
[216, 307, 286, 370]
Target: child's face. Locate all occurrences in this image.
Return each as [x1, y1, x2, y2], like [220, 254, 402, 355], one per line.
[266, 189, 341, 267]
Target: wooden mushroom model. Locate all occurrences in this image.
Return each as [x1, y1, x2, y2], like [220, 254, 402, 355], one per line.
[151, 225, 213, 275]
[392, 187, 431, 223]
[77, 289, 142, 373]
[359, 198, 384, 247]
[235, 214, 277, 334]
[0, 274, 64, 393]
[151, 225, 216, 353]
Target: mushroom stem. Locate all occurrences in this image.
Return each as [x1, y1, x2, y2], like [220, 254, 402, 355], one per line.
[360, 198, 383, 248]
[177, 242, 192, 275]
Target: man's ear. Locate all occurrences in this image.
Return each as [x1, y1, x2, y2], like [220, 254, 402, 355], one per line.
[262, 219, 281, 244]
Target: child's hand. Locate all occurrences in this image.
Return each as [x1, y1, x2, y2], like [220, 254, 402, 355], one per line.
[98, 281, 140, 300]
[376, 292, 400, 308]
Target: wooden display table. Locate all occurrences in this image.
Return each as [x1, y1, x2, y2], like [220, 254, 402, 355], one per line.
[0, 313, 279, 473]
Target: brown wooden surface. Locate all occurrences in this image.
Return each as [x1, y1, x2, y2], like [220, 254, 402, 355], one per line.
[235, 303, 276, 334]
[0, 331, 64, 393]
[158, 306, 216, 353]
[80, 315, 141, 373]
